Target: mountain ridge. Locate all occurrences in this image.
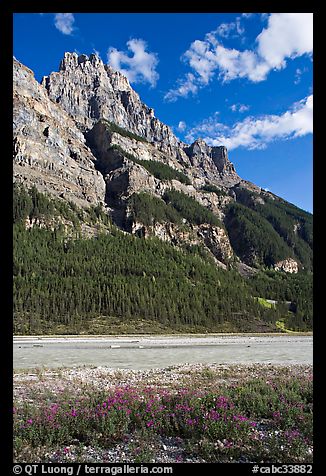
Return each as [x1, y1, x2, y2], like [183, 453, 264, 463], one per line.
[13, 53, 313, 274]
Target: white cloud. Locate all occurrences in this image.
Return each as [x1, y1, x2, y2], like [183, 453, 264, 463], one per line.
[177, 121, 187, 132]
[230, 103, 250, 113]
[164, 73, 198, 102]
[294, 68, 302, 85]
[165, 13, 313, 100]
[186, 95, 313, 150]
[108, 39, 159, 87]
[54, 13, 75, 35]
[294, 66, 308, 85]
[215, 16, 245, 38]
[257, 13, 313, 69]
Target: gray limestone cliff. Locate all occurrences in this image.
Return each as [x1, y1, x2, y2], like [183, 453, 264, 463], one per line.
[14, 53, 307, 272]
[13, 55, 238, 266]
[41, 52, 240, 188]
[13, 58, 106, 207]
[42, 52, 181, 158]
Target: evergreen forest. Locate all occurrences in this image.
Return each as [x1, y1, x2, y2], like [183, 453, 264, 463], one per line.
[13, 184, 313, 335]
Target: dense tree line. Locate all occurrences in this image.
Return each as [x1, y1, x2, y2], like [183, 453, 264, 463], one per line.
[224, 203, 294, 267]
[248, 270, 313, 331]
[13, 185, 312, 334]
[128, 193, 182, 227]
[14, 223, 284, 334]
[232, 188, 313, 271]
[163, 190, 223, 227]
[13, 183, 55, 223]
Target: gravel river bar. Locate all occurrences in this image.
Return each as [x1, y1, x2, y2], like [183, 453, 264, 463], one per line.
[13, 334, 313, 369]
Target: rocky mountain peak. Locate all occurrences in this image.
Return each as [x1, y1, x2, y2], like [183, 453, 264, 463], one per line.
[13, 57, 106, 207]
[184, 138, 237, 180]
[13, 55, 312, 275]
[185, 138, 227, 161]
[41, 52, 181, 156]
[41, 52, 240, 185]
[59, 51, 105, 71]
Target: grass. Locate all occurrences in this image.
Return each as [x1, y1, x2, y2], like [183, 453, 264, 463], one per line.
[256, 297, 275, 309]
[14, 315, 274, 336]
[276, 319, 298, 334]
[13, 365, 313, 463]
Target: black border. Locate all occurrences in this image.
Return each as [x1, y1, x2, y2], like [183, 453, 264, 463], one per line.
[3, 3, 322, 474]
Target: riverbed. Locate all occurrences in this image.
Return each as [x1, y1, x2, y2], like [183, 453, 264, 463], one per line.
[13, 334, 313, 369]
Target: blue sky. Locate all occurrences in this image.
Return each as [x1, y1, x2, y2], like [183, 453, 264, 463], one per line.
[13, 13, 313, 212]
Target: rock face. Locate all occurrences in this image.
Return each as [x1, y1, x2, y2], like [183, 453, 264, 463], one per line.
[42, 52, 181, 157]
[184, 139, 240, 187]
[11, 54, 252, 268]
[13, 58, 106, 207]
[85, 118, 233, 217]
[42, 52, 240, 187]
[13, 53, 311, 272]
[274, 258, 299, 274]
[196, 224, 234, 263]
[130, 220, 232, 268]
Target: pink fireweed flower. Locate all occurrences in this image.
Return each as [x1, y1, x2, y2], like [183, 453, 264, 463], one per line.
[208, 409, 220, 421]
[27, 419, 33, 425]
[216, 396, 231, 409]
[284, 430, 301, 441]
[233, 414, 249, 422]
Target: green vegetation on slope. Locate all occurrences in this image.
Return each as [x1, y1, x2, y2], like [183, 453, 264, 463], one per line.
[163, 189, 223, 227]
[108, 144, 191, 185]
[201, 184, 227, 196]
[224, 202, 293, 267]
[140, 160, 191, 185]
[13, 185, 312, 334]
[14, 224, 279, 334]
[128, 192, 181, 227]
[248, 269, 312, 331]
[100, 119, 148, 143]
[231, 188, 313, 271]
[13, 183, 110, 228]
[128, 190, 224, 229]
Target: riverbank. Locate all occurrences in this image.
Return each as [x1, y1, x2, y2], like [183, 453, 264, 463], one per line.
[14, 331, 313, 338]
[13, 334, 313, 369]
[14, 363, 313, 463]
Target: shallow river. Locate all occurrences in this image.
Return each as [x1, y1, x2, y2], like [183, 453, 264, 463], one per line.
[13, 335, 313, 370]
